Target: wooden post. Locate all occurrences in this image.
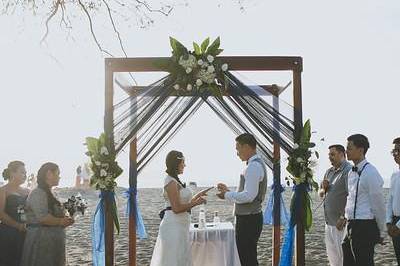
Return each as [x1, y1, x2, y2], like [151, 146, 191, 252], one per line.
[293, 64, 304, 266]
[272, 96, 281, 266]
[104, 60, 115, 266]
[128, 94, 138, 266]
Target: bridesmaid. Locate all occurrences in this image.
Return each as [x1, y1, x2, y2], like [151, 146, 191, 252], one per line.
[21, 162, 74, 266]
[0, 161, 30, 266]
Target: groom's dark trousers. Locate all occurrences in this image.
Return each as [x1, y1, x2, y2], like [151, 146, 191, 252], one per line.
[235, 212, 263, 266]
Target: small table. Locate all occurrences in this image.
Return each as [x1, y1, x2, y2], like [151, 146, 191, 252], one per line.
[190, 222, 241, 266]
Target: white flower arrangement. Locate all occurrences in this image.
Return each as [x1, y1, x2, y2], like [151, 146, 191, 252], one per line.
[159, 37, 229, 99]
[85, 133, 122, 191]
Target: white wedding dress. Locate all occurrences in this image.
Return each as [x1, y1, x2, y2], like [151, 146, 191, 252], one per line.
[150, 176, 193, 266]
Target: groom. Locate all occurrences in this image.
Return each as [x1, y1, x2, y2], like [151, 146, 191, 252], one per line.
[217, 133, 268, 266]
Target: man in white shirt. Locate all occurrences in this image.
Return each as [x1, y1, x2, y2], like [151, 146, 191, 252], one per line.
[216, 133, 268, 266]
[386, 137, 400, 264]
[340, 134, 386, 266]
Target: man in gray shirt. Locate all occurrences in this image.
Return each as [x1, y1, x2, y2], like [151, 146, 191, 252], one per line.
[319, 144, 352, 266]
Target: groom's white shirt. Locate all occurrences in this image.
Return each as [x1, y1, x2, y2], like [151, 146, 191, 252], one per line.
[225, 154, 265, 204]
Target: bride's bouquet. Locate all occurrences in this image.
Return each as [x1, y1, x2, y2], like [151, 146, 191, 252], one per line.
[63, 193, 88, 218]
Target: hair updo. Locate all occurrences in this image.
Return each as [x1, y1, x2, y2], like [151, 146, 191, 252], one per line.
[2, 161, 25, 181]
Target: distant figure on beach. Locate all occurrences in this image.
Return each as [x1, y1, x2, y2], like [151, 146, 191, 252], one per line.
[216, 133, 268, 266]
[74, 166, 82, 188]
[150, 150, 210, 266]
[386, 137, 400, 265]
[21, 162, 74, 266]
[319, 144, 351, 266]
[81, 163, 91, 189]
[0, 161, 30, 266]
[27, 174, 36, 190]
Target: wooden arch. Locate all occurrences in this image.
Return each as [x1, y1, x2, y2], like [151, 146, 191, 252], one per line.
[104, 56, 304, 266]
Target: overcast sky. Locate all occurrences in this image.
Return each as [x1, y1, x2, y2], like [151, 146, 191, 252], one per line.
[0, 0, 399, 188]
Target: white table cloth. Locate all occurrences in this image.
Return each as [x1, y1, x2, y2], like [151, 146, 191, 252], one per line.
[190, 222, 241, 266]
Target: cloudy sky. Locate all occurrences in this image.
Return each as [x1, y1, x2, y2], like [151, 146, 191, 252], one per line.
[0, 0, 399, 188]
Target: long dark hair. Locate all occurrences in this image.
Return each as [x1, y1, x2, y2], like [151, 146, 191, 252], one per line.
[37, 162, 61, 215]
[165, 150, 186, 188]
[2, 161, 25, 181]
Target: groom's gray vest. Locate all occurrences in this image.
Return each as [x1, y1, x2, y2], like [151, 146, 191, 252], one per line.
[234, 157, 268, 216]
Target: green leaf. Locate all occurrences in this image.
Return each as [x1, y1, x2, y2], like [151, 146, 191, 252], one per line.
[111, 197, 120, 234]
[169, 37, 178, 53]
[214, 48, 224, 55]
[211, 85, 223, 100]
[85, 137, 99, 155]
[300, 119, 312, 144]
[312, 180, 319, 191]
[169, 37, 188, 55]
[207, 37, 221, 54]
[201, 38, 210, 53]
[305, 194, 313, 231]
[193, 42, 201, 55]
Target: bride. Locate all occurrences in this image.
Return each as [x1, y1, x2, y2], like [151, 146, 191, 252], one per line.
[150, 150, 211, 266]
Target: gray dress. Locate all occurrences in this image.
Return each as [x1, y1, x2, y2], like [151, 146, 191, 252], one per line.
[21, 187, 66, 266]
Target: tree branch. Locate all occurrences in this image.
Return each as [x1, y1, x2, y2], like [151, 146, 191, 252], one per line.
[135, 0, 173, 16]
[41, 0, 61, 44]
[77, 0, 113, 57]
[102, 0, 127, 57]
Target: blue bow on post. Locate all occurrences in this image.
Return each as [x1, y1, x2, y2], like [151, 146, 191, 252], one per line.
[263, 183, 289, 226]
[123, 187, 147, 239]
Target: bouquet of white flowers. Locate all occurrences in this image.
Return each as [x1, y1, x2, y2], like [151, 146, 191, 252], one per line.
[63, 193, 88, 218]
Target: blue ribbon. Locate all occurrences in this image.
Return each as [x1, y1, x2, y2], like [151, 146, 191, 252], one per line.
[123, 187, 147, 239]
[92, 191, 114, 266]
[279, 183, 309, 265]
[279, 224, 295, 266]
[263, 184, 289, 226]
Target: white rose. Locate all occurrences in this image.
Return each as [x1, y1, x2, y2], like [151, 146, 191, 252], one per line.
[95, 161, 101, 166]
[173, 84, 180, 90]
[198, 59, 204, 65]
[221, 63, 228, 71]
[100, 169, 107, 177]
[293, 143, 299, 149]
[196, 79, 203, 86]
[100, 146, 109, 155]
[207, 65, 215, 73]
[186, 67, 192, 74]
[207, 55, 214, 63]
[187, 84, 193, 91]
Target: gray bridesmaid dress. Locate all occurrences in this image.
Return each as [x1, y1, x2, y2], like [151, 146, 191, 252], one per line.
[21, 187, 66, 266]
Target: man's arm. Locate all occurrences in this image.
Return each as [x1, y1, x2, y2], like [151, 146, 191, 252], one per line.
[386, 174, 394, 225]
[225, 163, 263, 204]
[366, 168, 386, 238]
